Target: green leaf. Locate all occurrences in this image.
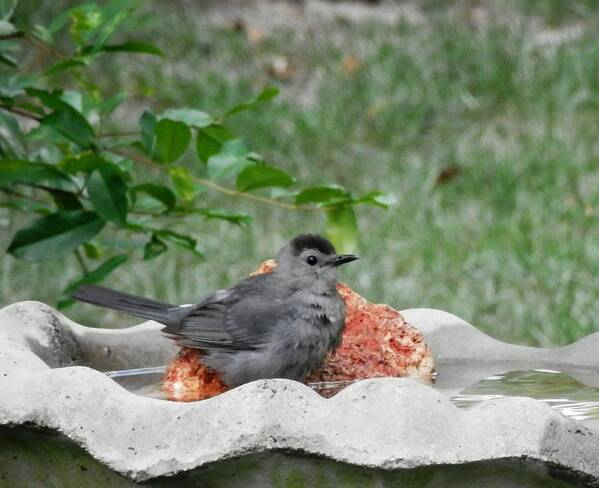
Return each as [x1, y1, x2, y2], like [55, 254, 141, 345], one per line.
[61, 90, 84, 112]
[236, 163, 295, 192]
[196, 124, 233, 164]
[44, 58, 88, 76]
[0, 52, 17, 67]
[325, 206, 358, 254]
[160, 108, 213, 128]
[69, 9, 98, 46]
[169, 166, 196, 203]
[27, 88, 95, 148]
[42, 110, 95, 148]
[18, 101, 46, 116]
[58, 152, 122, 179]
[58, 253, 128, 309]
[354, 191, 397, 209]
[131, 183, 176, 212]
[85, 0, 138, 51]
[0, 159, 76, 191]
[50, 189, 83, 210]
[139, 110, 156, 154]
[0, 111, 24, 157]
[156, 229, 203, 258]
[143, 234, 167, 260]
[295, 185, 351, 206]
[208, 156, 252, 182]
[0, 198, 51, 214]
[0, 0, 17, 20]
[99, 40, 164, 57]
[99, 91, 126, 115]
[154, 119, 191, 163]
[225, 86, 279, 117]
[24, 87, 62, 110]
[83, 241, 101, 259]
[87, 166, 128, 225]
[47, 3, 94, 35]
[0, 74, 35, 98]
[194, 208, 252, 226]
[32, 24, 53, 43]
[206, 139, 251, 180]
[59, 155, 92, 174]
[7, 210, 105, 261]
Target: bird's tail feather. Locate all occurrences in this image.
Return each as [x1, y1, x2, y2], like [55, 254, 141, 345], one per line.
[73, 285, 176, 324]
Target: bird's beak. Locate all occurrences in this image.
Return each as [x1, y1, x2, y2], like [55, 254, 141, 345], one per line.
[327, 254, 359, 267]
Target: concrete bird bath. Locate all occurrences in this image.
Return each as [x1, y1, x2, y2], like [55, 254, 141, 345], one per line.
[1, 301, 599, 487]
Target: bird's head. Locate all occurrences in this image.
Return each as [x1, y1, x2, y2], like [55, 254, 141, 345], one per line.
[276, 234, 358, 282]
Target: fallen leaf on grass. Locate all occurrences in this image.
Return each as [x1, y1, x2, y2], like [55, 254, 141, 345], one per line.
[246, 27, 265, 44]
[434, 165, 463, 187]
[342, 55, 362, 76]
[231, 18, 265, 45]
[268, 56, 295, 80]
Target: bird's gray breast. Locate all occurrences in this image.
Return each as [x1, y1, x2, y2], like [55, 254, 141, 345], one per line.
[205, 287, 345, 387]
[262, 288, 345, 379]
[295, 289, 345, 347]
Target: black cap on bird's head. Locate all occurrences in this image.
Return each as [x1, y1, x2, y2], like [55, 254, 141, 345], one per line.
[276, 234, 358, 278]
[290, 234, 336, 256]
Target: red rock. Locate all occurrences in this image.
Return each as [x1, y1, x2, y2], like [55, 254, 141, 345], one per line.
[306, 283, 435, 395]
[162, 348, 227, 402]
[161, 260, 435, 401]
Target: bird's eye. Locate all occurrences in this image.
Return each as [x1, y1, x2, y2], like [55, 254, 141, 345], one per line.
[306, 255, 318, 266]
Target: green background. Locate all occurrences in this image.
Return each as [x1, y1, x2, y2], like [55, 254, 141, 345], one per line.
[1, 0, 598, 346]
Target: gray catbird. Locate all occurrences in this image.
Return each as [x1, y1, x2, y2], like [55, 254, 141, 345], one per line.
[73, 234, 358, 387]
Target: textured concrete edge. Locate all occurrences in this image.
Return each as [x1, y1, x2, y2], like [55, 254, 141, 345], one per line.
[402, 308, 599, 368]
[1, 301, 599, 481]
[0, 367, 598, 482]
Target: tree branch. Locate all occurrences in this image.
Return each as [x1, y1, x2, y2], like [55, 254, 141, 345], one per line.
[107, 147, 320, 212]
[0, 103, 42, 122]
[0, 187, 49, 205]
[0, 31, 25, 41]
[74, 249, 89, 274]
[98, 130, 139, 138]
[24, 33, 66, 60]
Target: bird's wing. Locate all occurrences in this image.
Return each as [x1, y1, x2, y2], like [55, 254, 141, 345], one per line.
[163, 273, 295, 350]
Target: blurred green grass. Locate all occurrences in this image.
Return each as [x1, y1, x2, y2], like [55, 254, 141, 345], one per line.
[2, 0, 598, 347]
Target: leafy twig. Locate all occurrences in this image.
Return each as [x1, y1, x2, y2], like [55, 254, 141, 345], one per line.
[74, 248, 89, 274]
[108, 147, 319, 212]
[24, 33, 66, 60]
[0, 103, 320, 212]
[98, 130, 139, 138]
[0, 32, 25, 41]
[0, 187, 48, 204]
[0, 104, 42, 121]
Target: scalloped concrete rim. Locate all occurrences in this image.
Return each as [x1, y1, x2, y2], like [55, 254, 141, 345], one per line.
[0, 301, 598, 482]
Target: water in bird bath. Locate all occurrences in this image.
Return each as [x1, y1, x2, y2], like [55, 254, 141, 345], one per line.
[105, 365, 599, 430]
[105, 366, 367, 399]
[453, 369, 599, 429]
[106, 366, 166, 399]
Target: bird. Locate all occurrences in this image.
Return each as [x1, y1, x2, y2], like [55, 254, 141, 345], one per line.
[73, 234, 358, 388]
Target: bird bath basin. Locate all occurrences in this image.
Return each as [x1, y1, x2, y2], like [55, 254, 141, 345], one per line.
[106, 365, 599, 433]
[2, 302, 599, 487]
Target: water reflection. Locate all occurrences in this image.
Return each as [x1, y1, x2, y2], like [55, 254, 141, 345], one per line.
[453, 369, 599, 421]
[106, 366, 167, 399]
